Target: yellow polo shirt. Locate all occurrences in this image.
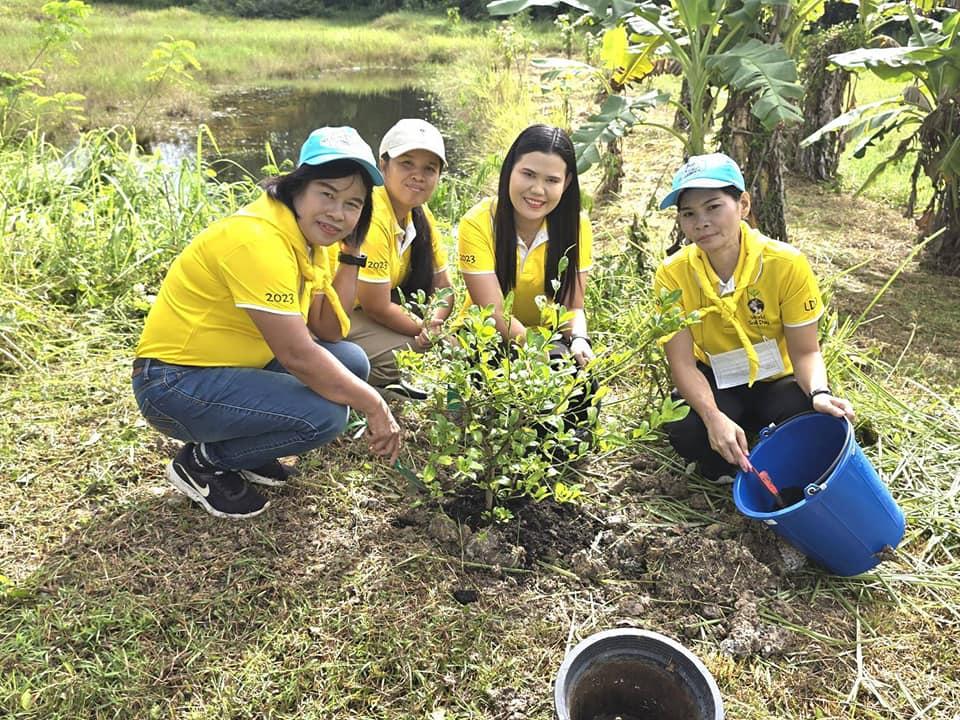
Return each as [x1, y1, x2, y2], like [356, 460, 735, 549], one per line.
[136, 192, 341, 368]
[359, 185, 448, 287]
[654, 222, 823, 379]
[457, 196, 593, 327]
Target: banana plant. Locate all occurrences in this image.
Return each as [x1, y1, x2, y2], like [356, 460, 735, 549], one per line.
[801, 5, 960, 273]
[488, 0, 804, 167]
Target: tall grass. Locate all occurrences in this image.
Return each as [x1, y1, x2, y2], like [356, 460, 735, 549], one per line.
[834, 73, 934, 210]
[0, 127, 257, 367]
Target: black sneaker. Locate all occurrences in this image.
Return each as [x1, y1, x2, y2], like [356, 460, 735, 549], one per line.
[165, 444, 269, 519]
[378, 380, 428, 401]
[240, 459, 297, 487]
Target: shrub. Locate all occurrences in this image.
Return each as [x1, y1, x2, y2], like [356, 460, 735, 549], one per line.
[396, 283, 692, 522]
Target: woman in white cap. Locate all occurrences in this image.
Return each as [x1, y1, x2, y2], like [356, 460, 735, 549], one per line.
[342, 118, 455, 394]
[655, 152, 854, 483]
[132, 126, 401, 519]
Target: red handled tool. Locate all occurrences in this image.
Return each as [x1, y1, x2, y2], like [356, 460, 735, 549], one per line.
[749, 463, 786, 509]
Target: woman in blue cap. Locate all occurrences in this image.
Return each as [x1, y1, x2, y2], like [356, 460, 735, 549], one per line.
[132, 127, 401, 519]
[655, 152, 854, 483]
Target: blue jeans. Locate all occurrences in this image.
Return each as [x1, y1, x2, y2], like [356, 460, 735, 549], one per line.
[131, 341, 370, 470]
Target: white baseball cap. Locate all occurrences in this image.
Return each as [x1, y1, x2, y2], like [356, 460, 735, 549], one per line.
[379, 118, 447, 167]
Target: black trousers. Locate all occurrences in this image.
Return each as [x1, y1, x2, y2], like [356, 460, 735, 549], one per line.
[664, 363, 812, 480]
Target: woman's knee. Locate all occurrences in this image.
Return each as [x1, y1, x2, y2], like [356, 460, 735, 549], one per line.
[664, 410, 709, 456]
[764, 378, 812, 423]
[299, 401, 351, 446]
[320, 339, 370, 381]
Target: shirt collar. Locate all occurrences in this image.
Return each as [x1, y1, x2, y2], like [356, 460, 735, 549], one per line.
[516, 225, 549, 264]
[398, 218, 416, 256]
[693, 221, 765, 294]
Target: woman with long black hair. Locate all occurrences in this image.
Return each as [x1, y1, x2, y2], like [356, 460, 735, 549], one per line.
[344, 119, 455, 393]
[457, 124, 594, 366]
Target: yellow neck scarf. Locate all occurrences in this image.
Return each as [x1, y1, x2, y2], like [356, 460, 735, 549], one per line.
[291, 242, 351, 338]
[688, 221, 765, 386]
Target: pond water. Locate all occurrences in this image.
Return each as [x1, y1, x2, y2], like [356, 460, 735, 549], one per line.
[152, 78, 454, 181]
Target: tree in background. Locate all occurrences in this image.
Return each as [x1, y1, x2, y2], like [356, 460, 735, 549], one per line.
[790, 0, 906, 183]
[488, 0, 804, 239]
[710, 0, 828, 242]
[802, 4, 960, 274]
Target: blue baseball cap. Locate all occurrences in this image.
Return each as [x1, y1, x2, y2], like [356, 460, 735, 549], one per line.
[298, 126, 384, 186]
[658, 153, 745, 209]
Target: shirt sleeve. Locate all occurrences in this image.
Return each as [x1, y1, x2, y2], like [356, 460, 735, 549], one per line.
[458, 203, 496, 274]
[357, 217, 393, 284]
[219, 233, 301, 315]
[578, 213, 593, 273]
[780, 252, 823, 327]
[654, 257, 680, 295]
[653, 260, 686, 345]
[425, 205, 448, 273]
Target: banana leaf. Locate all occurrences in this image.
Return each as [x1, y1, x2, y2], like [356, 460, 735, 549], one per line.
[799, 97, 900, 147]
[570, 90, 667, 173]
[707, 38, 803, 129]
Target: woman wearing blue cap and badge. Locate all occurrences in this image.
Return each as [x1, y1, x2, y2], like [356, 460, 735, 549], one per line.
[343, 118, 455, 394]
[654, 152, 854, 483]
[132, 127, 402, 519]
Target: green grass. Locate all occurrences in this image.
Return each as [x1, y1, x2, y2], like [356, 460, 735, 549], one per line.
[834, 72, 934, 211]
[0, 1, 562, 137]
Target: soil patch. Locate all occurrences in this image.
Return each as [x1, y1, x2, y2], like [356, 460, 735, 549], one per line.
[437, 488, 608, 569]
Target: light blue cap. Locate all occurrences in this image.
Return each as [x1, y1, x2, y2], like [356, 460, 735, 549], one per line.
[659, 152, 745, 209]
[298, 126, 384, 186]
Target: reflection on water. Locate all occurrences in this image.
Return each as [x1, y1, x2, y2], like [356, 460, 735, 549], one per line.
[153, 80, 451, 181]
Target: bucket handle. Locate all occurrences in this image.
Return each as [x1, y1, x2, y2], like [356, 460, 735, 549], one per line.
[758, 422, 777, 441]
[756, 413, 847, 497]
[804, 481, 825, 498]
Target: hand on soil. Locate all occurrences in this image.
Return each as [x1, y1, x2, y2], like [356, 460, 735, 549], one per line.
[365, 400, 401, 464]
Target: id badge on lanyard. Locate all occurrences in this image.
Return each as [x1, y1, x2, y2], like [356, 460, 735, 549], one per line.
[707, 338, 785, 389]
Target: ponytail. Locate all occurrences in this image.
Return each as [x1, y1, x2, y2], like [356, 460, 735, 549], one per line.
[397, 206, 435, 300]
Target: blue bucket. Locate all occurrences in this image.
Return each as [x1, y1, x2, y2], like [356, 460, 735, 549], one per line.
[733, 413, 905, 576]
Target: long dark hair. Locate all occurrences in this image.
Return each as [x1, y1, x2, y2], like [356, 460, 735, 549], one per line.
[261, 159, 375, 248]
[493, 124, 581, 305]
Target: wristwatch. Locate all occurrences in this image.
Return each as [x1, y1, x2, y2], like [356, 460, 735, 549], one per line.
[338, 252, 367, 267]
[809, 387, 832, 400]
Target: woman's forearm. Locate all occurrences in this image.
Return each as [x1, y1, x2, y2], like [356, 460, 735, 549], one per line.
[790, 350, 829, 396]
[364, 299, 422, 336]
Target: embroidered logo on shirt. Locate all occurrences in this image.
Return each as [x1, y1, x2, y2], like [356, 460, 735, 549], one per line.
[746, 289, 769, 327]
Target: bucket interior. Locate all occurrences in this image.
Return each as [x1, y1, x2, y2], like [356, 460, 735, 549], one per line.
[739, 414, 848, 515]
[567, 657, 709, 720]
